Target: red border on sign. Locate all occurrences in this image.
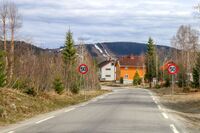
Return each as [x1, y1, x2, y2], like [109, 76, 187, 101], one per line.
[78, 64, 88, 74]
[167, 64, 179, 75]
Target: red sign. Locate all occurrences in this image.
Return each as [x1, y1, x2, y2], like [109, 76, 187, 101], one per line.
[167, 63, 179, 75]
[78, 64, 88, 74]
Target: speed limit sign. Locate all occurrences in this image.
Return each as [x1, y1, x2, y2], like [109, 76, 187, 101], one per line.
[78, 64, 88, 75]
[167, 63, 179, 75]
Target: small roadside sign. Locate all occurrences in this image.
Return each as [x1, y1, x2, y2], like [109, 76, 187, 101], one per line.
[78, 64, 88, 75]
[167, 63, 179, 75]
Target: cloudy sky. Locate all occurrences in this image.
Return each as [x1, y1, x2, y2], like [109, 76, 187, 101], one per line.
[15, 0, 199, 48]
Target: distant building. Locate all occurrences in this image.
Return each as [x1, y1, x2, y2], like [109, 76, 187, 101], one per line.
[99, 60, 116, 81]
[160, 60, 174, 71]
[116, 55, 145, 84]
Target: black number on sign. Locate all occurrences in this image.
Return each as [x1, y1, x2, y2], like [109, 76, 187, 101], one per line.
[170, 66, 176, 72]
[80, 66, 86, 72]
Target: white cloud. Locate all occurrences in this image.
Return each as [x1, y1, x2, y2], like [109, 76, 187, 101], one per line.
[13, 0, 198, 48]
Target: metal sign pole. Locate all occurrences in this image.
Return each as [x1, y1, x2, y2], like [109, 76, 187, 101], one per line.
[171, 75, 173, 95]
[80, 40, 87, 100]
[168, 64, 179, 95]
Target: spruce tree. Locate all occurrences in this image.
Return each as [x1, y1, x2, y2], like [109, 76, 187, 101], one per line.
[133, 71, 142, 85]
[53, 77, 64, 94]
[0, 51, 6, 87]
[145, 38, 157, 88]
[192, 53, 200, 88]
[62, 29, 76, 65]
[62, 29, 78, 93]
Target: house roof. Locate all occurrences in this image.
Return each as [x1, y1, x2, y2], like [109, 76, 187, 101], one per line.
[160, 60, 174, 70]
[118, 55, 145, 67]
[99, 60, 115, 68]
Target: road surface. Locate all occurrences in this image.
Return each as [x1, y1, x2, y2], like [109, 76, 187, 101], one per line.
[2, 88, 183, 133]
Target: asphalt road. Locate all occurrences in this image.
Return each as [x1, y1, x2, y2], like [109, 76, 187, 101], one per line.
[2, 88, 183, 133]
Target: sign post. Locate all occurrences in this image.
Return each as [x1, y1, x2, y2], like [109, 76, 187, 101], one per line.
[167, 63, 179, 95]
[78, 64, 88, 99]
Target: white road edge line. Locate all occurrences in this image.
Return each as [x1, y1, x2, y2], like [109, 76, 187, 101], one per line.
[80, 103, 88, 107]
[170, 124, 180, 133]
[162, 112, 169, 119]
[157, 105, 162, 110]
[7, 131, 15, 133]
[91, 99, 98, 102]
[64, 108, 75, 113]
[98, 96, 104, 99]
[35, 116, 55, 124]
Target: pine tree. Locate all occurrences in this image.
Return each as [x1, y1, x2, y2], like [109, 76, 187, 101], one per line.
[192, 53, 200, 88]
[145, 38, 157, 88]
[133, 71, 142, 85]
[62, 29, 78, 93]
[62, 29, 76, 65]
[0, 51, 7, 87]
[53, 77, 64, 94]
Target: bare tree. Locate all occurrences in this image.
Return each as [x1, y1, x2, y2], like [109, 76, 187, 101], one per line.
[171, 25, 199, 87]
[8, 2, 22, 80]
[0, 0, 9, 71]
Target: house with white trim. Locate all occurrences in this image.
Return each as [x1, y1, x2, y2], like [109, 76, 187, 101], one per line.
[99, 60, 116, 81]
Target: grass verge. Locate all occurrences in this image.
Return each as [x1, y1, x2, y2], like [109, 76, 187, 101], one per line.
[0, 88, 108, 126]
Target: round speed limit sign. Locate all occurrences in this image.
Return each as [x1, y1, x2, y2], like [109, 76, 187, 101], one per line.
[78, 64, 88, 75]
[167, 64, 179, 75]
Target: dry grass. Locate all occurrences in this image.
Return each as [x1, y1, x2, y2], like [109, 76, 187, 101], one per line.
[0, 88, 107, 126]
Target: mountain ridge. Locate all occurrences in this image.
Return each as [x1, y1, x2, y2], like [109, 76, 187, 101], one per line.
[85, 42, 174, 64]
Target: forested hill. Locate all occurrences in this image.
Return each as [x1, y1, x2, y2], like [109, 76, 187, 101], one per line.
[0, 41, 174, 64]
[85, 42, 174, 64]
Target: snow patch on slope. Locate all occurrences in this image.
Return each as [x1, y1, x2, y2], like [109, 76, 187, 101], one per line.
[94, 44, 103, 54]
[104, 49, 110, 56]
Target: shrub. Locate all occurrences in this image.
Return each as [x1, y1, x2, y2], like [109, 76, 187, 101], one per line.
[70, 82, 80, 94]
[183, 87, 190, 93]
[53, 78, 64, 94]
[13, 79, 28, 90]
[0, 51, 6, 87]
[23, 87, 37, 96]
[164, 77, 170, 87]
[0, 105, 4, 116]
[120, 77, 123, 84]
[133, 71, 142, 85]
[155, 84, 161, 89]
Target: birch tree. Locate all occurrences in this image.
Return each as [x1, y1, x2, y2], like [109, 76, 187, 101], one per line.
[171, 25, 199, 87]
[8, 2, 22, 80]
[0, 0, 8, 73]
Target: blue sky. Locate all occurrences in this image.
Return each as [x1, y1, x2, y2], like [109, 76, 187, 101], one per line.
[15, 0, 199, 48]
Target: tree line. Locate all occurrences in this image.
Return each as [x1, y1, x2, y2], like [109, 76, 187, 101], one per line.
[0, 1, 100, 95]
[145, 25, 200, 91]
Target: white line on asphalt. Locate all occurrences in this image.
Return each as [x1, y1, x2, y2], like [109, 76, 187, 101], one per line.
[35, 116, 55, 124]
[7, 131, 15, 133]
[157, 105, 162, 110]
[91, 99, 98, 102]
[162, 113, 169, 119]
[98, 96, 104, 99]
[64, 108, 75, 113]
[170, 124, 180, 133]
[80, 103, 88, 107]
